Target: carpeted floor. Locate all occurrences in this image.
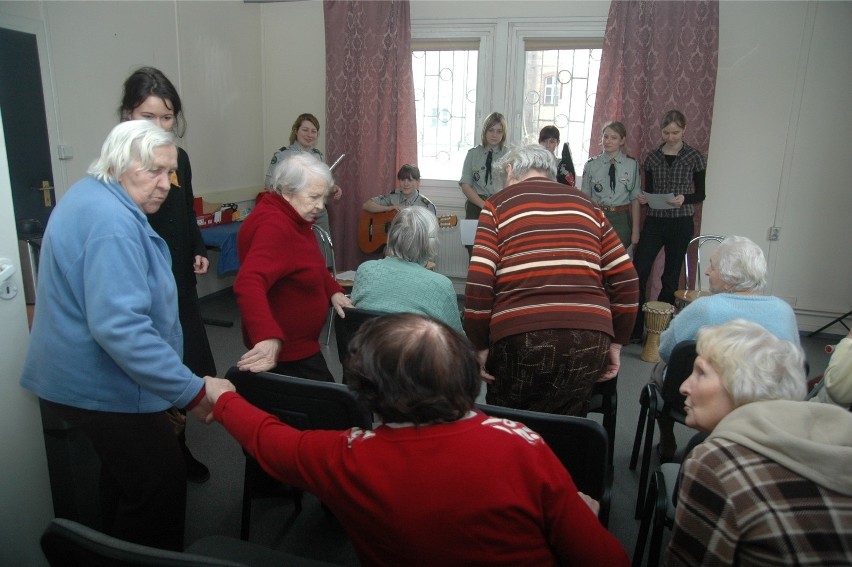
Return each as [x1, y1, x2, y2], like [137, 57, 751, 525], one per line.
[188, 289, 837, 565]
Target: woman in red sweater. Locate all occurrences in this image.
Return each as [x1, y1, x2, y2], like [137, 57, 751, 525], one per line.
[234, 152, 352, 381]
[203, 313, 629, 567]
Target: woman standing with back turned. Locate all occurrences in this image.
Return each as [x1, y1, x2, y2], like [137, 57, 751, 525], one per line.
[632, 109, 707, 339]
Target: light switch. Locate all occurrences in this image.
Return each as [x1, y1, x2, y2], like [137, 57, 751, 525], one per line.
[58, 145, 73, 160]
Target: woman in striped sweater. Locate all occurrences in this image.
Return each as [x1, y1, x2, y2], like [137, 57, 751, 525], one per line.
[463, 144, 639, 416]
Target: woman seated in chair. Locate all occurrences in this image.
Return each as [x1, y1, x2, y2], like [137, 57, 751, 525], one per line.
[203, 313, 629, 566]
[653, 235, 800, 460]
[351, 206, 463, 332]
[666, 319, 852, 566]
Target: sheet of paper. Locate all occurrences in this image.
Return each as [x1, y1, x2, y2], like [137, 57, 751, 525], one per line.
[644, 192, 678, 209]
[336, 270, 357, 281]
[459, 219, 478, 246]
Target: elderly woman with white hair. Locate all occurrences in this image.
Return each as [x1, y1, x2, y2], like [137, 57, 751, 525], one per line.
[666, 319, 852, 566]
[464, 144, 639, 416]
[351, 206, 462, 332]
[235, 152, 352, 380]
[654, 235, 800, 460]
[20, 120, 216, 550]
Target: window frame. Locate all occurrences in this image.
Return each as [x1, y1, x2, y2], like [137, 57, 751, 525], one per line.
[410, 18, 605, 201]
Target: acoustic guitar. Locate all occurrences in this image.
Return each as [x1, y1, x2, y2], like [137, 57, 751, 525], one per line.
[358, 210, 458, 253]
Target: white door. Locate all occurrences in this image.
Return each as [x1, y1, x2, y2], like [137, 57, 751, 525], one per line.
[0, 105, 54, 564]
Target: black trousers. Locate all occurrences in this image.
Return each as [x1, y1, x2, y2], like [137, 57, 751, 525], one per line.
[43, 400, 187, 551]
[632, 216, 694, 333]
[464, 197, 486, 257]
[271, 351, 335, 382]
[178, 288, 216, 377]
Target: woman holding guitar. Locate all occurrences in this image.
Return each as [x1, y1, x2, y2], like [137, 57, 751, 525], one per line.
[362, 164, 436, 215]
[359, 164, 458, 254]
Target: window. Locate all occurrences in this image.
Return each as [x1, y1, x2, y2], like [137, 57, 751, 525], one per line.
[542, 75, 559, 106]
[411, 20, 604, 182]
[412, 48, 478, 181]
[521, 46, 602, 166]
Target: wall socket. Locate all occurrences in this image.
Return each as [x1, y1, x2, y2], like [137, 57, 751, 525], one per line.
[767, 226, 781, 241]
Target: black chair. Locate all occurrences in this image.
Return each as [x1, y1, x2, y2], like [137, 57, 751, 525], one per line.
[628, 340, 697, 518]
[632, 432, 707, 567]
[477, 403, 612, 527]
[224, 368, 372, 540]
[40, 517, 339, 567]
[587, 376, 618, 467]
[333, 307, 386, 371]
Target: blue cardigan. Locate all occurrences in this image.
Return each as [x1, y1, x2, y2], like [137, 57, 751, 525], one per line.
[20, 176, 204, 412]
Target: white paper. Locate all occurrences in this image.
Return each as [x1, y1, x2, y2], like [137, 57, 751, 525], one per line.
[336, 270, 357, 281]
[459, 220, 478, 246]
[644, 192, 678, 209]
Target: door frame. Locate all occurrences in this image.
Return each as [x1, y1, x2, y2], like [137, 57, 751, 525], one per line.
[0, 12, 66, 199]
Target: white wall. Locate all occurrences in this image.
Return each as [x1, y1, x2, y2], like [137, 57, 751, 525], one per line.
[705, 1, 852, 329]
[1, 0, 263, 202]
[260, 1, 327, 167]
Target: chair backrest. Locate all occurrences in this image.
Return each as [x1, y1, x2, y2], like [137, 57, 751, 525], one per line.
[476, 403, 611, 518]
[334, 307, 388, 368]
[311, 224, 336, 274]
[684, 235, 724, 292]
[41, 518, 243, 567]
[225, 368, 372, 431]
[661, 340, 698, 418]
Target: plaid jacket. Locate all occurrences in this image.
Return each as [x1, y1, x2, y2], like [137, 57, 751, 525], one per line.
[665, 438, 852, 566]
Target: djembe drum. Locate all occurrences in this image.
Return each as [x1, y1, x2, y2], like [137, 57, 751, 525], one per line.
[639, 301, 675, 363]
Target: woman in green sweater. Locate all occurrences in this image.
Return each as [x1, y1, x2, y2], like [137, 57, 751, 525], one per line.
[351, 207, 462, 333]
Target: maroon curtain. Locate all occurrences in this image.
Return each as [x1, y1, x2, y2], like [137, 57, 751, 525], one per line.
[591, 0, 719, 298]
[323, 0, 417, 270]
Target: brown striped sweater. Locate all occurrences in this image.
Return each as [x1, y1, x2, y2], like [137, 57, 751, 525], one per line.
[463, 176, 639, 350]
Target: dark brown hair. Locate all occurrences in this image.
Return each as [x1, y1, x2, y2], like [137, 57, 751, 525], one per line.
[660, 109, 686, 130]
[344, 313, 481, 425]
[538, 125, 560, 143]
[119, 67, 186, 137]
[397, 164, 421, 181]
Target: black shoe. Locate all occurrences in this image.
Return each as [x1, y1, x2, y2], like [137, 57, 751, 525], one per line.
[184, 450, 211, 484]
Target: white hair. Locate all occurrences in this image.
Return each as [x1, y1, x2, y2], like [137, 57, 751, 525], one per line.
[495, 144, 557, 180]
[386, 206, 439, 264]
[88, 120, 176, 183]
[269, 152, 334, 197]
[715, 235, 768, 292]
[697, 319, 807, 407]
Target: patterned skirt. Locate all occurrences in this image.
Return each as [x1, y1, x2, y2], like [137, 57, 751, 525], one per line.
[485, 328, 611, 416]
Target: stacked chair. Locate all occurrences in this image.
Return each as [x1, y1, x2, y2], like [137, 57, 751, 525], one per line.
[631, 432, 707, 567]
[628, 340, 698, 518]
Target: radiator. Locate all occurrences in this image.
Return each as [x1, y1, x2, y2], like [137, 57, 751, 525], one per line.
[435, 226, 470, 279]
